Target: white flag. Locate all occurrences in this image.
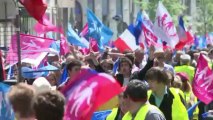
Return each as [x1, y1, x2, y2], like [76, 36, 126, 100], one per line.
[153, 1, 179, 48]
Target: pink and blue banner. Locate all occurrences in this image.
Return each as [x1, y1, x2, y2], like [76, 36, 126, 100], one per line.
[6, 34, 54, 66]
[61, 69, 122, 120]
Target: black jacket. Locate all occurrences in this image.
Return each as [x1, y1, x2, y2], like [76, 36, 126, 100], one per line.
[115, 59, 154, 86]
[149, 88, 186, 120]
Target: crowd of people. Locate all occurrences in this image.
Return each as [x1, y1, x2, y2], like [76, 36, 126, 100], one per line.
[2, 44, 213, 120]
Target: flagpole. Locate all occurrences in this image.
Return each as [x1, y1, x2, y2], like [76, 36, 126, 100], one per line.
[15, 0, 22, 82]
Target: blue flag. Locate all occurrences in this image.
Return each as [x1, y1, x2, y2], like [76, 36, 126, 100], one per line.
[134, 10, 143, 45]
[187, 101, 201, 119]
[67, 23, 89, 48]
[49, 41, 60, 53]
[0, 82, 15, 120]
[58, 66, 68, 85]
[87, 9, 113, 51]
[91, 110, 112, 120]
[112, 58, 119, 75]
[22, 65, 59, 79]
[7, 66, 14, 80]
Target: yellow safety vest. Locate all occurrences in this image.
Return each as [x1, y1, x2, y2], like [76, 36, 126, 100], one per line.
[106, 108, 119, 120]
[174, 65, 195, 82]
[122, 103, 161, 120]
[148, 88, 189, 120]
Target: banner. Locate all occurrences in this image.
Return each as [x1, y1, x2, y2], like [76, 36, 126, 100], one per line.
[192, 54, 213, 104]
[6, 34, 54, 66]
[153, 1, 179, 48]
[61, 69, 122, 120]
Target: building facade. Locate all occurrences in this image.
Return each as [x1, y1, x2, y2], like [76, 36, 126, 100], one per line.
[0, 0, 197, 51]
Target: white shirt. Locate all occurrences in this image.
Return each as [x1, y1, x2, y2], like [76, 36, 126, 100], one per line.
[123, 77, 130, 86]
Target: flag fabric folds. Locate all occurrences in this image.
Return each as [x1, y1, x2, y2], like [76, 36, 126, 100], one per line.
[6, 34, 54, 66]
[19, 0, 47, 24]
[91, 110, 112, 120]
[67, 24, 89, 48]
[175, 16, 194, 50]
[114, 29, 139, 53]
[153, 1, 179, 48]
[34, 15, 62, 35]
[87, 9, 113, 51]
[61, 68, 122, 120]
[187, 101, 201, 119]
[0, 82, 15, 120]
[192, 54, 213, 104]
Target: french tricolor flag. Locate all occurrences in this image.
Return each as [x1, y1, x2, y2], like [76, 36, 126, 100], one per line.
[114, 29, 139, 53]
[175, 16, 194, 50]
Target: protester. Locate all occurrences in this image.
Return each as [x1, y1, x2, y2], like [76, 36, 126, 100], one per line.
[106, 93, 128, 120]
[173, 50, 184, 66]
[154, 49, 175, 74]
[8, 83, 35, 120]
[175, 54, 195, 82]
[122, 80, 166, 120]
[58, 59, 82, 89]
[115, 46, 155, 86]
[33, 90, 65, 120]
[145, 67, 188, 120]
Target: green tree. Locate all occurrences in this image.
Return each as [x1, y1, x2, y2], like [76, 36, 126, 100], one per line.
[195, 0, 213, 35]
[134, 0, 186, 24]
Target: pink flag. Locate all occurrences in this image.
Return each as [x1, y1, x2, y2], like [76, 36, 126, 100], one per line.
[60, 34, 70, 55]
[192, 54, 213, 104]
[153, 1, 179, 49]
[6, 34, 54, 66]
[79, 38, 98, 55]
[80, 23, 89, 37]
[34, 15, 62, 35]
[19, 0, 47, 24]
[61, 69, 122, 120]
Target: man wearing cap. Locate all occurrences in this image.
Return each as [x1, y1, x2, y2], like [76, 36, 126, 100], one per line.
[175, 54, 195, 82]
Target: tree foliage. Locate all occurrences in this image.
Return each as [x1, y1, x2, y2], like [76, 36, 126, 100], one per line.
[134, 0, 186, 24]
[195, 0, 213, 34]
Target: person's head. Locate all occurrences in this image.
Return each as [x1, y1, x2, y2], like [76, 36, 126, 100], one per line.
[110, 48, 120, 61]
[176, 72, 191, 92]
[172, 75, 183, 89]
[154, 50, 165, 65]
[165, 49, 173, 62]
[100, 59, 113, 73]
[165, 70, 174, 87]
[145, 67, 169, 92]
[8, 83, 35, 119]
[33, 77, 55, 93]
[134, 48, 144, 64]
[174, 51, 184, 63]
[208, 48, 213, 59]
[67, 60, 82, 77]
[125, 53, 135, 65]
[118, 93, 128, 114]
[180, 54, 191, 65]
[118, 57, 132, 76]
[123, 80, 148, 113]
[46, 72, 57, 86]
[193, 52, 200, 62]
[33, 90, 65, 120]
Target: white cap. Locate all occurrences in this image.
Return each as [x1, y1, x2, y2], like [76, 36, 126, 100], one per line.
[180, 54, 191, 60]
[32, 77, 55, 93]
